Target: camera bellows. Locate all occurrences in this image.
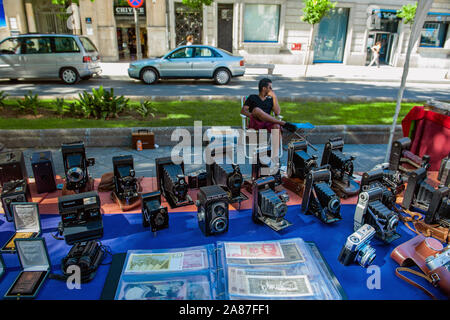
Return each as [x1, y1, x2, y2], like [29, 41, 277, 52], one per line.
[142, 191, 169, 233]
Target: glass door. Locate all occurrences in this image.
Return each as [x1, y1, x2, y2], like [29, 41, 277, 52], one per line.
[313, 8, 349, 63]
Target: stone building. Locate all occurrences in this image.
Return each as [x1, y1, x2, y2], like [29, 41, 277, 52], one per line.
[0, 0, 449, 68]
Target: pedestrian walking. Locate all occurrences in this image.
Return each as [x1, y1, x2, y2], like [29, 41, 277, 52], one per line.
[368, 41, 381, 68]
[186, 35, 194, 45]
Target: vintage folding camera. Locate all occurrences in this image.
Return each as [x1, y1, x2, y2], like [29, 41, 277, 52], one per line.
[112, 155, 139, 206]
[301, 168, 342, 224]
[391, 235, 450, 297]
[142, 191, 169, 232]
[61, 141, 95, 192]
[388, 137, 411, 172]
[1, 179, 31, 222]
[360, 168, 405, 210]
[438, 153, 450, 187]
[206, 149, 247, 203]
[155, 157, 193, 208]
[252, 176, 291, 232]
[58, 191, 103, 245]
[196, 185, 229, 236]
[320, 137, 359, 198]
[389, 137, 430, 174]
[354, 186, 400, 243]
[0, 151, 28, 187]
[4, 238, 50, 300]
[423, 186, 450, 227]
[188, 170, 208, 189]
[287, 139, 318, 180]
[1, 203, 42, 254]
[338, 224, 376, 268]
[62, 240, 104, 283]
[244, 147, 282, 193]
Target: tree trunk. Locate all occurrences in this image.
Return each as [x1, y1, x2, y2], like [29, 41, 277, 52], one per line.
[304, 24, 315, 77]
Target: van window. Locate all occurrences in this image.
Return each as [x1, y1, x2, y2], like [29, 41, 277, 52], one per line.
[23, 37, 52, 54]
[79, 37, 98, 53]
[0, 38, 22, 55]
[54, 37, 80, 53]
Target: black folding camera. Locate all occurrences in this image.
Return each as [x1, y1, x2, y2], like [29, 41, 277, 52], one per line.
[338, 224, 377, 268]
[62, 240, 104, 283]
[251, 147, 282, 185]
[252, 176, 291, 232]
[0, 151, 28, 187]
[112, 155, 139, 206]
[360, 168, 405, 211]
[438, 153, 450, 187]
[287, 139, 318, 180]
[188, 170, 208, 189]
[320, 137, 359, 198]
[155, 157, 192, 208]
[1, 180, 31, 222]
[354, 186, 400, 243]
[423, 187, 450, 227]
[61, 142, 95, 192]
[196, 185, 229, 236]
[142, 191, 169, 232]
[389, 137, 430, 174]
[206, 150, 247, 203]
[58, 191, 103, 245]
[301, 168, 341, 224]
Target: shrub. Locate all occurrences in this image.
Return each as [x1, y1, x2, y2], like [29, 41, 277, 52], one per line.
[76, 86, 129, 120]
[16, 91, 39, 115]
[136, 100, 156, 119]
[55, 98, 66, 116]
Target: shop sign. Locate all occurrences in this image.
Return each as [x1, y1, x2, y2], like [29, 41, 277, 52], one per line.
[114, 6, 145, 16]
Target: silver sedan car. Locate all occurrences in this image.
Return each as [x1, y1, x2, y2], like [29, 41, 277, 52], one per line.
[128, 45, 245, 85]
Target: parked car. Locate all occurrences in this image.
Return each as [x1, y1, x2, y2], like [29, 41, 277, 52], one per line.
[0, 34, 101, 84]
[128, 45, 245, 85]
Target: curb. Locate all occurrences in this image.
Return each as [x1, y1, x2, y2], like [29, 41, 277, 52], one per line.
[0, 125, 403, 148]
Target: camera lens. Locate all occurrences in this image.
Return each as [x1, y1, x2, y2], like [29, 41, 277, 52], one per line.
[213, 203, 225, 216]
[274, 202, 288, 218]
[328, 198, 340, 213]
[356, 244, 376, 268]
[211, 217, 227, 233]
[388, 215, 399, 231]
[67, 167, 84, 183]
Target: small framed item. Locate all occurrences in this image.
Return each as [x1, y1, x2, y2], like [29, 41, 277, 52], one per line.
[0, 253, 5, 280]
[4, 238, 50, 299]
[1, 203, 41, 253]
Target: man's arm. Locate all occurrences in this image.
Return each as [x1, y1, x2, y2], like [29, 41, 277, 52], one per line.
[241, 104, 252, 118]
[268, 90, 280, 116]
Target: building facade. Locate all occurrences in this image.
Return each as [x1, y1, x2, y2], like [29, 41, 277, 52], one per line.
[1, 0, 449, 68]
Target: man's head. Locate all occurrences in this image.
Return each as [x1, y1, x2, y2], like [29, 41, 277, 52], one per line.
[258, 78, 272, 95]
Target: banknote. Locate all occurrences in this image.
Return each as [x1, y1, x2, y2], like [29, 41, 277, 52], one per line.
[225, 242, 284, 260]
[125, 252, 184, 273]
[119, 279, 188, 300]
[227, 243, 304, 265]
[182, 250, 206, 270]
[246, 275, 314, 297]
[227, 267, 286, 296]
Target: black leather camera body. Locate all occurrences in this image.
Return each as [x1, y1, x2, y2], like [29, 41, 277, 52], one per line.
[142, 191, 169, 232]
[62, 240, 104, 283]
[301, 168, 341, 224]
[388, 137, 411, 172]
[196, 185, 229, 236]
[1, 180, 31, 222]
[287, 139, 318, 180]
[31, 151, 57, 194]
[251, 147, 282, 186]
[0, 151, 27, 187]
[252, 176, 291, 232]
[155, 157, 192, 208]
[360, 168, 404, 210]
[61, 142, 95, 192]
[320, 137, 359, 198]
[188, 170, 208, 189]
[354, 186, 400, 243]
[438, 153, 450, 187]
[112, 155, 139, 205]
[58, 191, 103, 245]
[424, 186, 450, 227]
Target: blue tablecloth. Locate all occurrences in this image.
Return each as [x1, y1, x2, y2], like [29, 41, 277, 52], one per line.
[0, 205, 446, 300]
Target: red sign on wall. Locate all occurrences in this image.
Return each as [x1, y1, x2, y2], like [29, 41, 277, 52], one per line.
[127, 0, 144, 8]
[291, 43, 301, 51]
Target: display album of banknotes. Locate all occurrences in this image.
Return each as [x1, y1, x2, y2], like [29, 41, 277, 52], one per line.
[115, 238, 345, 300]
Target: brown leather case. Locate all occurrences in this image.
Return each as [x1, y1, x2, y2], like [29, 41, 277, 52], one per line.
[132, 130, 155, 150]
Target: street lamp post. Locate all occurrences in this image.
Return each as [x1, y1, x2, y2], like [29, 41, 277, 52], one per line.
[134, 7, 142, 61]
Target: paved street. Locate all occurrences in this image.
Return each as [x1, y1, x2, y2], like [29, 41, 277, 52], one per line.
[1, 77, 450, 101]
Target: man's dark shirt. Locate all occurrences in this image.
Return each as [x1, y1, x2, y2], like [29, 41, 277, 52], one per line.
[244, 94, 273, 115]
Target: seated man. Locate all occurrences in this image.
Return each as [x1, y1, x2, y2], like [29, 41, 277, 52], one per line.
[241, 78, 296, 133]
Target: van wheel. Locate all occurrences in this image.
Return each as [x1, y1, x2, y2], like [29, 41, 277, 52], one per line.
[140, 68, 158, 85]
[60, 68, 80, 85]
[213, 68, 231, 85]
[9, 78, 18, 82]
[81, 75, 92, 81]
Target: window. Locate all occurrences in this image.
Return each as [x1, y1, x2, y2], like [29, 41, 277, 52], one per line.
[169, 47, 192, 58]
[244, 4, 280, 42]
[80, 37, 98, 52]
[23, 37, 52, 54]
[420, 22, 448, 47]
[54, 37, 80, 53]
[194, 47, 218, 57]
[0, 38, 21, 55]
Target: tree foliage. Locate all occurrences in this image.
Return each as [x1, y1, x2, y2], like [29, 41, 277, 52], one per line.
[301, 0, 337, 25]
[51, 0, 95, 5]
[397, 3, 417, 25]
[181, 0, 213, 10]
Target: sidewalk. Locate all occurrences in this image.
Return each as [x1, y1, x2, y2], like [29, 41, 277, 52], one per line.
[99, 62, 450, 84]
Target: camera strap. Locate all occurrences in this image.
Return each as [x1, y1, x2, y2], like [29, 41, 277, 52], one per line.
[395, 267, 438, 300]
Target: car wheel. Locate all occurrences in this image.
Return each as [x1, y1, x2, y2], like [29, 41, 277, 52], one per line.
[60, 68, 80, 85]
[141, 68, 158, 85]
[81, 75, 92, 81]
[214, 68, 231, 85]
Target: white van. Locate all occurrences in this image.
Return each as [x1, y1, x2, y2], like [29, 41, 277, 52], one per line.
[0, 34, 101, 84]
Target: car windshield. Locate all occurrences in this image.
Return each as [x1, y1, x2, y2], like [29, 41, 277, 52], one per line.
[79, 37, 98, 53]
